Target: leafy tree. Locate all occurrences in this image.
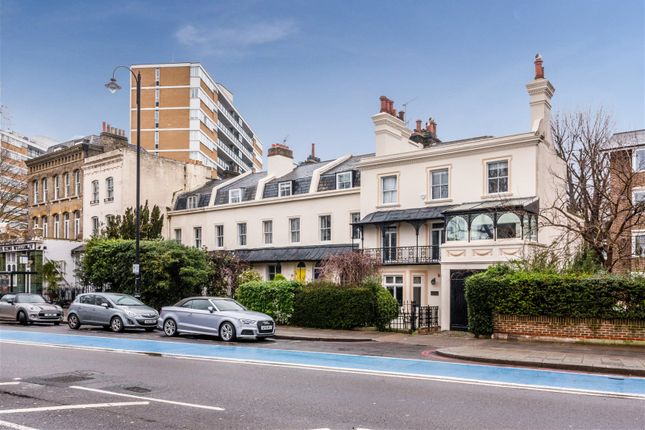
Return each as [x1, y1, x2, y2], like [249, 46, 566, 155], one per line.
[101, 200, 164, 240]
[78, 238, 211, 309]
[42, 260, 62, 302]
[320, 251, 379, 286]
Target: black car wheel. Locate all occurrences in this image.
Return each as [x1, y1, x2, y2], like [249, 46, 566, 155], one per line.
[163, 319, 177, 337]
[219, 321, 236, 342]
[17, 311, 28, 326]
[110, 316, 124, 333]
[68, 313, 81, 329]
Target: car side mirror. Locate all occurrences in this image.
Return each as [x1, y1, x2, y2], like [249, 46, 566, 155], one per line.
[207, 306, 215, 313]
[101, 303, 109, 308]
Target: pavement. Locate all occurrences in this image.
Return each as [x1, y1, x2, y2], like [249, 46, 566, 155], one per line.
[275, 325, 645, 377]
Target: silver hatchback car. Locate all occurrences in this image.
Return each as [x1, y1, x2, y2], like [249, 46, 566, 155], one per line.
[159, 297, 275, 342]
[67, 293, 159, 332]
[0, 293, 63, 325]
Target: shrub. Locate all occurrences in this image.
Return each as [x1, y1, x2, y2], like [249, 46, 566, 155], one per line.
[291, 285, 374, 329]
[320, 251, 379, 286]
[238, 269, 262, 285]
[465, 266, 645, 337]
[235, 280, 301, 324]
[362, 276, 399, 330]
[373, 287, 399, 330]
[273, 273, 287, 281]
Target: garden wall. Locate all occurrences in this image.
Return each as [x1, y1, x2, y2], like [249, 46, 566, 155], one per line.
[494, 314, 645, 341]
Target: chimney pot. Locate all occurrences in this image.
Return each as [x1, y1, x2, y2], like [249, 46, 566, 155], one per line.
[416, 119, 422, 132]
[534, 53, 544, 79]
[379, 96, 389, 113]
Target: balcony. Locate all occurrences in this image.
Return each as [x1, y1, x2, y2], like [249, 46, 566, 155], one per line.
[362, 245, 440, 265]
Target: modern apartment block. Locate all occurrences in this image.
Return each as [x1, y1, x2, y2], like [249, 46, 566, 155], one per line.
[0, 130, 49, 236]
[130, 62, 263, 177]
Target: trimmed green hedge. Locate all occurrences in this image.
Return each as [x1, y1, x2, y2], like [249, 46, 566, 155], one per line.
[465, 267, 645, 337]
[235, 280, 301, 324]
[291, 285, 375, 329]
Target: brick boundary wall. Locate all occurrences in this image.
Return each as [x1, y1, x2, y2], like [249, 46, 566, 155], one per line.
[493, 314, 645, 341]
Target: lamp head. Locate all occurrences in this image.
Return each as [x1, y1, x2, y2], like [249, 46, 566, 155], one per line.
[105, 78, 122, 94]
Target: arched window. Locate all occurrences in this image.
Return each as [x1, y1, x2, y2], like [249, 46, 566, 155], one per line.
[32, 179, 39, 204]
[41, 216, 48, 238]
[63, 172, 70, 197]
[295, 262, 306, 282]
[41, 177, 48, 202]
[497, 212, 521, 239]
[53, 175, 60, 199]
[63, 212, 70, 239]
[106, 177, 114, 201]
[74, 170, 81, 196]
[446, 216, 468, 241]
[74, 211, 81, 238]
[470, 213, 494, 240]
[53, 214, 60, 239]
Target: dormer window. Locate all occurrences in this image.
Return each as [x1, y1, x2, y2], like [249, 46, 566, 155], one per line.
[187, 195, 198, 209]
[336, 171, 353, 190]
[229, 189, 242, 203]
[278, 181, 292, 197]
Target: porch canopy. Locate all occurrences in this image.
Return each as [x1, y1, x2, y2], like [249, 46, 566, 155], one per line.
[234, 244, 356, 263]
[353, 205, 453, 226]
[442, 197, 539, 215]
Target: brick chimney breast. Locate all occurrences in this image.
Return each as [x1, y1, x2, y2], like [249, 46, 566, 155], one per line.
[267, 143, 294, 159]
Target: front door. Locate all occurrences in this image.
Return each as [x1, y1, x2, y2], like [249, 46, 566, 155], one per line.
[450, 270, 479, 331]
[382, 226, 397, 262]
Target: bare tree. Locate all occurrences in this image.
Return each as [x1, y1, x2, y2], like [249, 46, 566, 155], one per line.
[543, 109, 644, 271]
[0, 146, 28, 238]
[320, 251, 379, 286]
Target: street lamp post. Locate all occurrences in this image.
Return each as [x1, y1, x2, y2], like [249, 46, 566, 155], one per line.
[105, 66, 142, 298]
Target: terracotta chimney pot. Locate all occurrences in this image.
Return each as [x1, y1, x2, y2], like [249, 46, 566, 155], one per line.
[534, 53, 544, 79]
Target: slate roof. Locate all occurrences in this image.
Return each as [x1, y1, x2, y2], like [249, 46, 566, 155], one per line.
[174, 179, 226, 210]
[233, 244, 357, 262]
[214, 172, 267, 205]
[355, 206, 452, 225]
[322, 154, 374, 176]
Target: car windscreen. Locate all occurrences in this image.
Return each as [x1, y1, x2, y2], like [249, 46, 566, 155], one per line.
[211, 299, 246, 312]
[105, 294, 144, 306]
[16, 295, 47, 304]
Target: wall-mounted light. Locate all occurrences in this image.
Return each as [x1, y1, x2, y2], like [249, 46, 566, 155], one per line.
[430, 277, 436, 285]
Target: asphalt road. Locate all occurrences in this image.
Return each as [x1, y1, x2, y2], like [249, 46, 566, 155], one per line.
[1, 339, 644, 429]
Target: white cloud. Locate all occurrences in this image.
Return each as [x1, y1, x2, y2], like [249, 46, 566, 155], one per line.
[175, 20, 297, 56]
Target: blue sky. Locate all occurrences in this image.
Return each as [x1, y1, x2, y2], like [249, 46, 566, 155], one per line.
[1, 0, 643, 162]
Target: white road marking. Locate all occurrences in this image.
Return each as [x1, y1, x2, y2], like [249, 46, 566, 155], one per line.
[0, 419, 39, 430]
[0, 401, 149, 414]
[69, 386, 225, 411]
[0, 382, 20, 386]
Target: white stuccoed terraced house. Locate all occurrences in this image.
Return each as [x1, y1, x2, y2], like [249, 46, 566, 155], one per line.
[168, 55, 568, 331]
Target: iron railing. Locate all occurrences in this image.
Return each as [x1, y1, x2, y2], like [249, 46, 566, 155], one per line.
[362, 245, 440, 265]
[388, 301, 439, 332]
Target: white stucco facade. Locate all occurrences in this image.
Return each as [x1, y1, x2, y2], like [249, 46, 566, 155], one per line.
[83, 147, 211, 239]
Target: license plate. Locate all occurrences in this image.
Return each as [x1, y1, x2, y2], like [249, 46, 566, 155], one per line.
[144, 319, 156, 324]
[261, 325, 273, 331]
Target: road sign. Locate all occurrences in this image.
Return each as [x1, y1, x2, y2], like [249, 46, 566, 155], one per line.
[132, 264, 140, 275]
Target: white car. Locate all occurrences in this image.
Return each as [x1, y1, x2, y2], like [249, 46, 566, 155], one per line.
[158, 297, 275, 342]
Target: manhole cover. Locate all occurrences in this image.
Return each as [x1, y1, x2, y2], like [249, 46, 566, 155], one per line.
[124, 386, 151, 393]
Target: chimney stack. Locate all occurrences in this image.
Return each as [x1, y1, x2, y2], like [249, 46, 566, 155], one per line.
[526, 53, 555, 137]
[415, 119, 422, 132]
[267, 143, 295, 177]
[534, 53, 544, 79]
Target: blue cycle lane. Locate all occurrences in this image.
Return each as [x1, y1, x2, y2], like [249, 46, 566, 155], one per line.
[1, 329, 644, 399]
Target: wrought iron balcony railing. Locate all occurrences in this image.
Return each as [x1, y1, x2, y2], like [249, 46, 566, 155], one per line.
[362, 245, 440, 265]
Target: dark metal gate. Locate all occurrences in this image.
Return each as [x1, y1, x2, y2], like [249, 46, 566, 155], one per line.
[387, 301, 439, 332]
